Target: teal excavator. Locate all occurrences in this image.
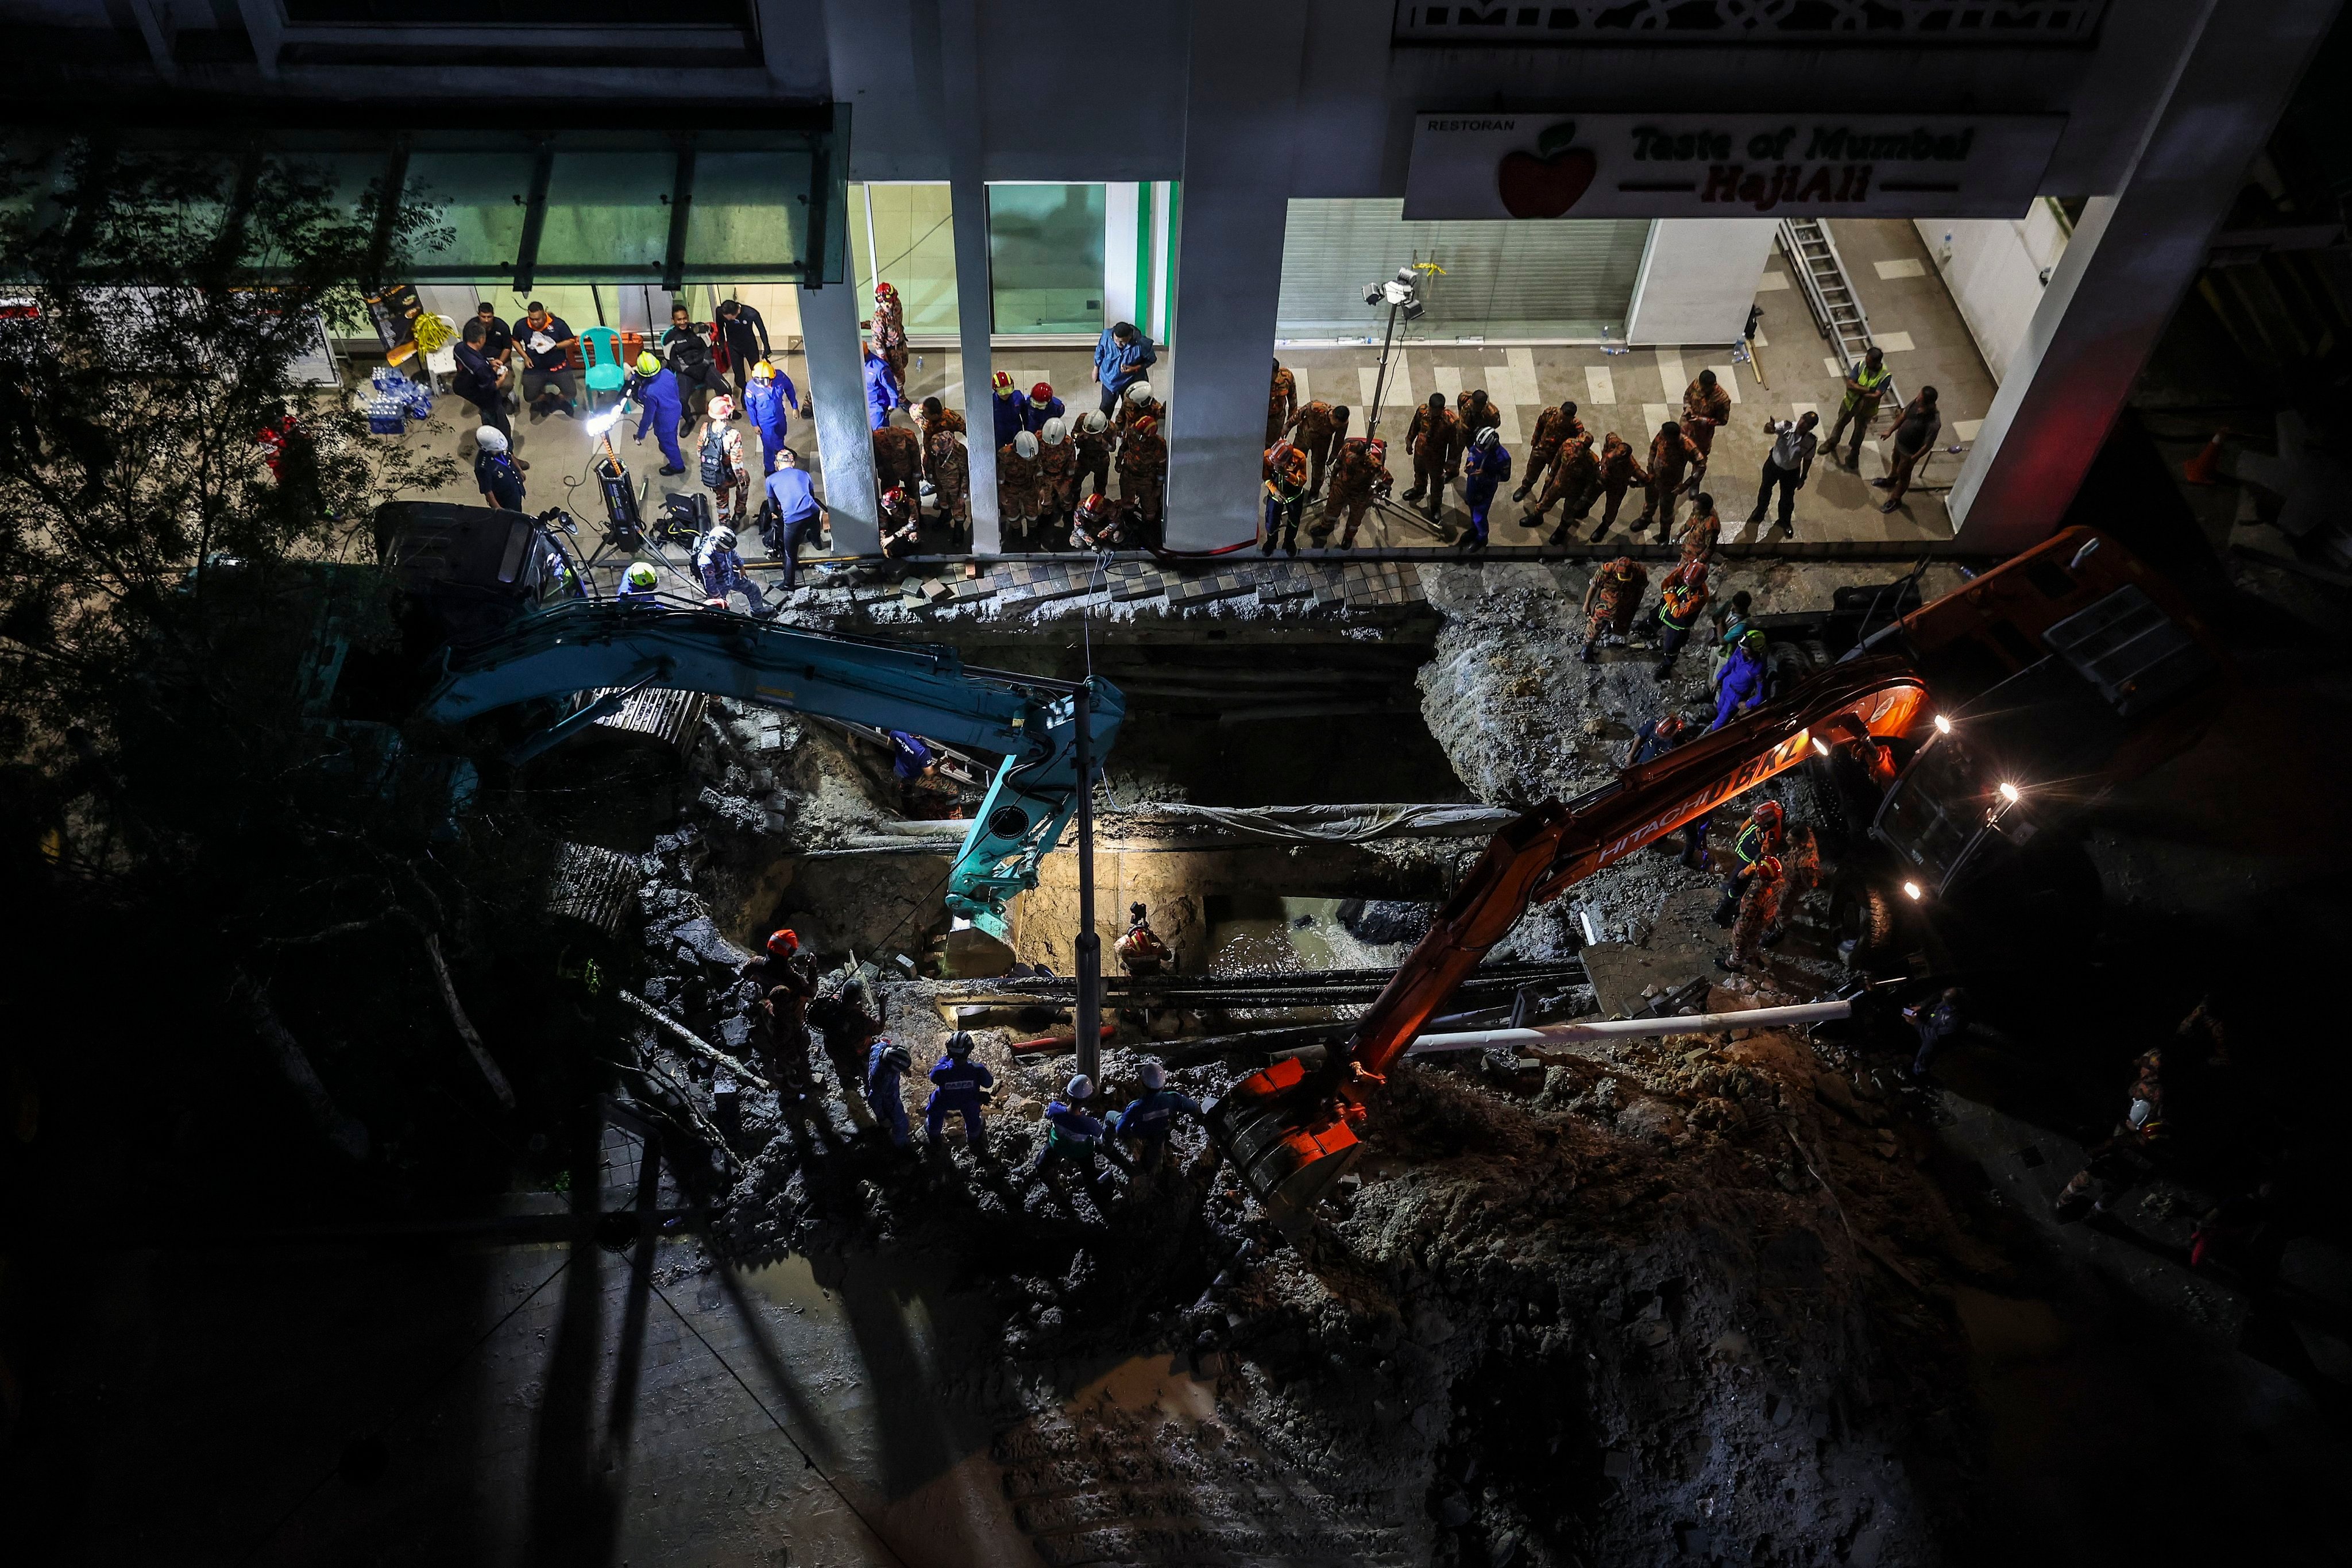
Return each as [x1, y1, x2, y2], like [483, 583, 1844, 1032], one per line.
[382, 501, 1124, 950]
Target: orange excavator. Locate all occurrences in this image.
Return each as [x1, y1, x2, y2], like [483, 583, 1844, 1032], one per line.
[1206, 526, 2231, 1234]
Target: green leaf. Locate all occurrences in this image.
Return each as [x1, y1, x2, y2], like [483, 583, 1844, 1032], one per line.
[1536, 122, 1578, 159]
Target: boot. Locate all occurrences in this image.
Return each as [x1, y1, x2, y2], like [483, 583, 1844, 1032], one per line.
[1509, 483, 1531, 502]
[1547, 525, 1573, 549]
[1578, 639, 1598, 663]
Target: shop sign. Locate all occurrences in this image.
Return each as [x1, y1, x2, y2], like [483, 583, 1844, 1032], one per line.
[1404, 113, 2065, 221]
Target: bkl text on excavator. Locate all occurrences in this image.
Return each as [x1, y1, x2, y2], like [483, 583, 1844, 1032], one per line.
[1206, 527, 2232, 1237]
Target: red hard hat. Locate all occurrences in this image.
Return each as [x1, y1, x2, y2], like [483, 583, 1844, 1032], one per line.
[1077, 491, 1108, 516]
[1759, 855, 1784, 878]
[992, 370, 1014, 392]
[767, 929, 800, 955]
[1657, 714, 1684, 734]
[1131, 415, 1156, 436]
[881, 485, 908, 507]
[1756, 800, 1785, 823]
[1029, 381, 1054, 405]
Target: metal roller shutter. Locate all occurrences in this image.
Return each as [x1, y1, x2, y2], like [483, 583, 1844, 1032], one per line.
[1277, 199, 1652, 341]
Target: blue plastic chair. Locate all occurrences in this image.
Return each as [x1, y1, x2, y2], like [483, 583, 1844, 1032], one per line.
[580, 325, 627, 409]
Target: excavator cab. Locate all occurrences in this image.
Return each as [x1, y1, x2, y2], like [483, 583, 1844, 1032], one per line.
[1872, 581, 2222, 900]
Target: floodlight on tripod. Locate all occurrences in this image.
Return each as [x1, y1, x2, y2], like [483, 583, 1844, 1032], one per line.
[1362, 266, 1425, 321]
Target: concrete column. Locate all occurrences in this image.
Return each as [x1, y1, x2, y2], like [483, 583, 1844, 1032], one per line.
[1625, 219, 1778, 347]
[1104, 183, 1141, 329]
[799, 268, 879, 557]
[1948, 0, 2341, 551]
[938, 0, 1000, 551]
[1163, 0, 1309, 552]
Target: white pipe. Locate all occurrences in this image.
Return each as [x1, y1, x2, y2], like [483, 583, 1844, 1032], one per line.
[1405, 999, 1852, 1056]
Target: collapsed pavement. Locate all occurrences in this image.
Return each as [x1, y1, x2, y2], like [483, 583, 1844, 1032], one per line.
[581, 552, 2011, 1566]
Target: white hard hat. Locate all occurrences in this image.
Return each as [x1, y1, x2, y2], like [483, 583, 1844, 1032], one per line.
[1082, 411, 1109, 434]
[1140, 1061, 1166, 1090]
[709, 527, 736, 551]
[474, 425, 508, 453]
[1041, 416, 1068, 446]
[1065, 1074, 1094, 1101]
[1126, 381, 1152, 405]
[1015, 430, 1038, 459]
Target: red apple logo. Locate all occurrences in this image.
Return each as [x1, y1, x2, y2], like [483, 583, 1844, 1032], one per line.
[1498, 121, 1596, 219]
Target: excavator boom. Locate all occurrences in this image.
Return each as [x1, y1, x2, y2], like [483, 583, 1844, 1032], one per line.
[418, 601, 1123, 937]
[1205, 661, 1926, 1227]
[1207, 526, 2230, 1235]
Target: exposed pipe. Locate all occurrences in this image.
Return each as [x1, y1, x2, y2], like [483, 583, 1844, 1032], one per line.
[1404, 999, 1852, 1056]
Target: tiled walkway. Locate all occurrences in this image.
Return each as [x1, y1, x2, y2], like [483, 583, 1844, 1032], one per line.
[392, 220, 1997, 558]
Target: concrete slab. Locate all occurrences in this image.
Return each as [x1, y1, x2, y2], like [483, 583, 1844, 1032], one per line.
[1579, 884, 1723, 1017]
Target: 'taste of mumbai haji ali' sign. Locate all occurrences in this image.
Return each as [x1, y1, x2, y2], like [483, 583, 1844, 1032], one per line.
[1403, 113, 2065, 221]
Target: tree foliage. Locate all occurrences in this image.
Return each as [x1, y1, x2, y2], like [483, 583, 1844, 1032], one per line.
[0, 145, 611, 1207]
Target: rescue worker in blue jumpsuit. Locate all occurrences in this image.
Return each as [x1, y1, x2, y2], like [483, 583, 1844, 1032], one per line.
[990, 371, 1025, 451]
[627, 353, 688, 476]
[1709, 631, 1769, 732]
[863, 343, 903, 431]
[924, 1030, 994, 1154]
[1110, 1061, 1202, 1174]
[617, 560, 661, 607]
[472, 425, 526, 510]
[1458, 427, 1510, 553]
[744, 360, 802, 478]
[1028, 1074, 1127, 1191]
[1624, 713, 1707, 867]
[694, 526, 773, 617]
[1021, 381, 1065, 436]
[865, 1035, 913, 1149]
[1712, 799, 1785, 926]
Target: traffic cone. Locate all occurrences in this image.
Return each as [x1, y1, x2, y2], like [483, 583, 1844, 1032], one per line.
[2183, 431, 2227, 485]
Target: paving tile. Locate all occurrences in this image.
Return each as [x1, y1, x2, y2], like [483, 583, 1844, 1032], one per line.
[1258, 576, 1314, 602]
[1111, 577, 1165, 601]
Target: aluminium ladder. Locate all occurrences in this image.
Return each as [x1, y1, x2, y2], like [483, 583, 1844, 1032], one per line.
[1777, 217, 1902, 426]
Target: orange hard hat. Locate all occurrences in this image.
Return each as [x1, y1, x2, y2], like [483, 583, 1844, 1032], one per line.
[767, 929, 800, 954]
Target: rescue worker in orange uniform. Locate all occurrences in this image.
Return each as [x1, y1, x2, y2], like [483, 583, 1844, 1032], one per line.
[1282, 400, 1350, 497]
[1036, 416, 1080, 530]
[1679, 369, 1732, 491]
[1456, 388, 1501, 447]
[1720, 853, 1786, 972]
[871, 422, 922, 499]
[1318, 435, 1392, 550]
[1653, 558, 1712, 679]
[1401, 392, 1464, 522]
[1267, 358, 1297, 446]
[1675, 493, 1721, 564]
[1262, 438, 1311, 555]
[1073, 410, 1114, 501]
[1579, 556, 1650, 662]
[1588, 432, 1650, 541]
[1525, 432, 1600, 545]
[998, 429, 1042, 540]
[1513, 400, 1585, 504]
[1117, 414, 1168, 536]
[1636, 420, 1702, 537]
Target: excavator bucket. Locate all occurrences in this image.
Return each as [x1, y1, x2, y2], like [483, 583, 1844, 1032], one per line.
[1204, 1056, 1363, 1241]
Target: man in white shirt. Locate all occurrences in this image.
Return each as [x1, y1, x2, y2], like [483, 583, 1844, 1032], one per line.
[1745, 410, 1818, 537]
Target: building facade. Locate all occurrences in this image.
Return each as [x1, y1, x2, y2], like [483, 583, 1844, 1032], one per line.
[6, 0, 2339, 553]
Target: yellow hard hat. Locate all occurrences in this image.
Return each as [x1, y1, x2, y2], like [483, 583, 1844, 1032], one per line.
[635, 352, 659, 376]
[751, 360, 775, 380]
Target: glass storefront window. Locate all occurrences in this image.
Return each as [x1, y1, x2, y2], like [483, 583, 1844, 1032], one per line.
[988, 183, 1104, 335]
[1278, 199, 1651, 340]
[851, 182, 959, 337]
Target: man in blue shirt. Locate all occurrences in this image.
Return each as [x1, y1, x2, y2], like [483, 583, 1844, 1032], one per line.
[924, 1030, 994, 1154]
[1111, 1061, 1201, 1174]
[1093, 321, 1157, 414]
[762, 447, 829, 592]
[863, 342, 904, 431]
[454, 320, 513, 443]
[516, 300, 579, 420]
